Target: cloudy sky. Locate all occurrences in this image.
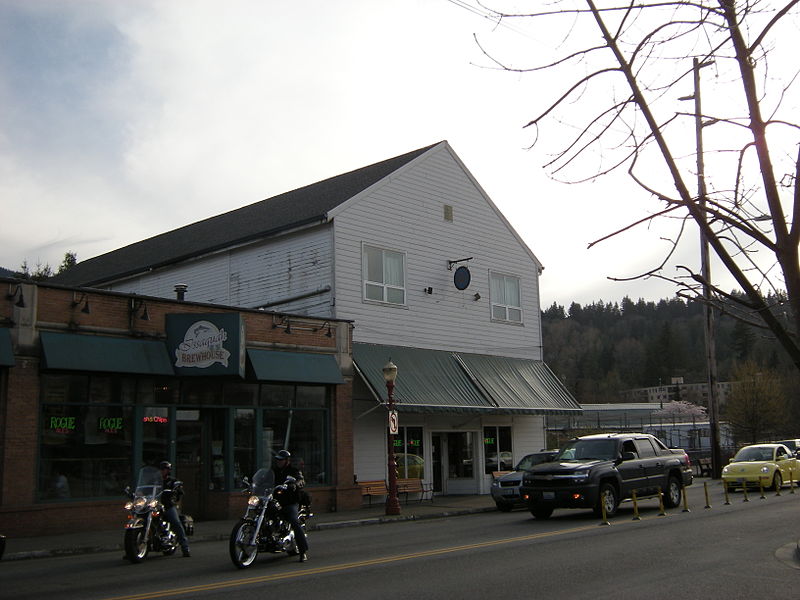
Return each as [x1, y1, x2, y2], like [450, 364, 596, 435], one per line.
[1, 0, 724, 307]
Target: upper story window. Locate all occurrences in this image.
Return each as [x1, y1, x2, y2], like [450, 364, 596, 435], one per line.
[363, 245, 406, 305]
[490, 272, 522, 323]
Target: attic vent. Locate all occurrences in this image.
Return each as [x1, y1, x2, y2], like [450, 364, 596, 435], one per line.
[443, 204, 454, 222]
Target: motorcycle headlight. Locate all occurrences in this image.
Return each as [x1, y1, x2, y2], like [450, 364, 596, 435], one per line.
[133, 497, 146, 510]
[761, 466, 770, 473]
[148, 499, 160, 509]
[124, 501, 133, 510]
[248, 495, 261, 507]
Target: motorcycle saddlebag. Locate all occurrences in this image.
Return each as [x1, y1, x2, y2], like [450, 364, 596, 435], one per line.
[180, 514, 194, 536]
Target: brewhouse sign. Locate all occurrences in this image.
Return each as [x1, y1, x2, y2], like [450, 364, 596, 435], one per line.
[166, 313, 246, 377]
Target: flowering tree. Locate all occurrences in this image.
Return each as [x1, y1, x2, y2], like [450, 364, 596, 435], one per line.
[655, 400, 708, 421]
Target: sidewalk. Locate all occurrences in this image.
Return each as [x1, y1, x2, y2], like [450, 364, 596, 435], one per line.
[2, 495, 497, 561]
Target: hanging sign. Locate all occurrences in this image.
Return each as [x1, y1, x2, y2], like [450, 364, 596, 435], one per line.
[166, 313, 246, 377]
[388, 410, 399, 435]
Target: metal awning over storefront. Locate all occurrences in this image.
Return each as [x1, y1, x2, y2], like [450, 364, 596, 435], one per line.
[0, 328, 14, 366]
[456, 353, 580, 414]
[247, 349, 345, 384]
[353, 343, 581, 415]
[40, 331, 174, 375]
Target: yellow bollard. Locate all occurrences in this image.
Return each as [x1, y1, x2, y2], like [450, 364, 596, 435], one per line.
[703, 481, 712, 509]
[776, 475, 782, 497]
[682, 485, 691, 513]
[759, 477, 766, 500]
[631, 490, 641, 521]
[791, 470, 796, 494]
[657, 487, 667, 516]
[743, 483, 750, 502]
[599, 494, 611, 526]
[723, 480, 731, 505]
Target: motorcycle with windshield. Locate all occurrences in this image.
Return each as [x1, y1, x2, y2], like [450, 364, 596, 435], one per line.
[229, 468, 311, 569]
[123, 465, 190, 563]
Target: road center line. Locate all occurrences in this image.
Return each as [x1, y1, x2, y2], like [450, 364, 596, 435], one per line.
[99, 522, 614, 600]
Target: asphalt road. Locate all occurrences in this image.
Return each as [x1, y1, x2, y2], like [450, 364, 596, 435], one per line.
[2, 485, 798, 600]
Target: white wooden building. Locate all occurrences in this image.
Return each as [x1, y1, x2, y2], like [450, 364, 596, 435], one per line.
[55, 141, 580, 496]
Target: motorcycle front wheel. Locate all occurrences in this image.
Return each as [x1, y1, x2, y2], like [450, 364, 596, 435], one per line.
[124, 528, 149, 563]
[229, 520, 259, 569]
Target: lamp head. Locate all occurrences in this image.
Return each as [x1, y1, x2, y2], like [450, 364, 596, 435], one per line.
[382, 360, 398, 383]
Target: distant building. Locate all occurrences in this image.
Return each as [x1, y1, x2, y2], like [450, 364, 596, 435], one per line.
[619, 379, 733, 408]
[547, 402, 733, 454]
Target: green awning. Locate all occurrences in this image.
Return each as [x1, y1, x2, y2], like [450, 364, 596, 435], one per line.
[353, 343, 582, 415]
[353, 343, 494, 413]
[0, 328, 14, 367]
[247, 349, 344, 384]
[456, 353, 581, 414]
[40, 332, 174, 375]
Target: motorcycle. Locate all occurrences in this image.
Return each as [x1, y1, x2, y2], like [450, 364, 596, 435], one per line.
[123, 465, 191, 563]
[229, 468, 311, 569]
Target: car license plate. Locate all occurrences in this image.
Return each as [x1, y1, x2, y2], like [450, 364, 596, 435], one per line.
[738, 478, 746, 484]
[502, 489, 516, 496]
[542, 491, 555, 500]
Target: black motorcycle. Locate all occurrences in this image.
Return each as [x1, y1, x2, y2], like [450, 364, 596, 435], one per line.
[229, 468, 311, 569]
[123, 466, 192, 563]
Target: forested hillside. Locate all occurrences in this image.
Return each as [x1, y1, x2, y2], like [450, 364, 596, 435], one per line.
[542, 295, 796, 404]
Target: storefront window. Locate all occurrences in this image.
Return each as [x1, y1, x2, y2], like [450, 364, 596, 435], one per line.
[395, 427, 424, 478]
[225, 383, 257, 406]
[261, 385, 330, 485]
[137, 378, 179, 405]
[142, 406, 169, 466]
[260, 384, 292, 407]
[41, 374, 89, 403]
[209, 409, 227, 490]
[89, 376, 136, 404]
[40, 402, 132, 500]
[483, 426, 513, 474]
[234, 409, 255, 487]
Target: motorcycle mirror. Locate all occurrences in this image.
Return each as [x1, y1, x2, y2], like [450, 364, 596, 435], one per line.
[173, 480, 183, 487]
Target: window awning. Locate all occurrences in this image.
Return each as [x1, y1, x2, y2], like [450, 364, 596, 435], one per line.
[353, 343, 581, 415]
[354, 343, 491, 413]
[0, 328, 14, 367]
[456, 353, 581, 414]
[246, 349, 344, 384]
[40, 332, 174, 375]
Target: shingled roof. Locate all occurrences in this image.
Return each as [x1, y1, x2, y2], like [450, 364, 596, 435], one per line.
[52, 142, 440, 287]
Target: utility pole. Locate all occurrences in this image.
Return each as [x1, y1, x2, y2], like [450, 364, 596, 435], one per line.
[682, 57, 722, 478]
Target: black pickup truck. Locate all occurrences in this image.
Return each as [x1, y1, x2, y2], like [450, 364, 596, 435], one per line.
[520, 433, 693, 519]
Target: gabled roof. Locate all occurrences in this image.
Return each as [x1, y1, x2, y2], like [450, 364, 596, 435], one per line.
[52, 142, 441, 286]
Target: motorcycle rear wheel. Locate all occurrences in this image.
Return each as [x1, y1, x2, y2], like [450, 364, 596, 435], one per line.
[230, 520, 259, 569]
[124, 528, 149, 563]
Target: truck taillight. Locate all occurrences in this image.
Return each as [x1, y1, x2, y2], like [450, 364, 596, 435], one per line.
[684, 453, 691, 467]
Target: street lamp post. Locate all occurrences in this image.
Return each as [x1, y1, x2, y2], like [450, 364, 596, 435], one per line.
[383, 360, 401, 516]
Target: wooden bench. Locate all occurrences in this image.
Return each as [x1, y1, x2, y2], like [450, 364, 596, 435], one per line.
[358, 480, 388, 505]
[697, 458, 712, 477]
[492, 471, 512, 479]
[397, 478, 434, 503]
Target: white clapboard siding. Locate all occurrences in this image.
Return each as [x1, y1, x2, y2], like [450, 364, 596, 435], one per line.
[331, 144, 542, 359]
[105, 226, 334, 315]
[352, 399, 390, 483]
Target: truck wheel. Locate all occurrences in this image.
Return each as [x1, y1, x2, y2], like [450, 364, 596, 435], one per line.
[663, 476, 682, 508]
[530, 505, 554, 519]
[593, 482, 618, 518]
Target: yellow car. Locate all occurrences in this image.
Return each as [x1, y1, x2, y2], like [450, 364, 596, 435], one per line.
[721, 444, 799, 492]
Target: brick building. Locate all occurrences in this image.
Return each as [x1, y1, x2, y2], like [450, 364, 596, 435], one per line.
[0, 278, 357, 536]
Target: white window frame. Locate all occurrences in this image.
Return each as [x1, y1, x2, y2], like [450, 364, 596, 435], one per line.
[489, 271, 522, 323]
[362, 244, 406, 306]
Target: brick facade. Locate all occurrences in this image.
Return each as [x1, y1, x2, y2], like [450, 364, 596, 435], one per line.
[0, 279, 361, 536]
